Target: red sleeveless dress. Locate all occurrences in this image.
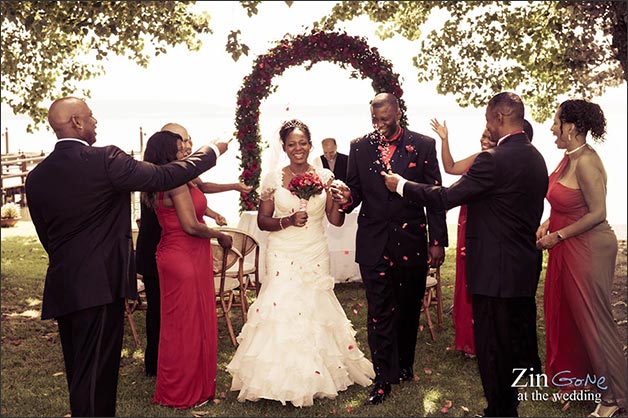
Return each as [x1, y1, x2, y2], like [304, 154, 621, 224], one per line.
[544, 156, 625, 406]
[153, 185, 217, 409]
[453, 203, 475, 356]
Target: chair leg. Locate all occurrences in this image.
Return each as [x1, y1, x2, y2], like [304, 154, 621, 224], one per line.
[423, 291, 437, 341]
[435, 274, 444, 327]
[220, 293, 237, 347]
[125, 299, 140, 348]
[224, 313, 237, 347]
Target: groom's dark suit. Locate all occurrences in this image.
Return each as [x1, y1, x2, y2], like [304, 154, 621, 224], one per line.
[400, 133, 548, 416]
[26, 140, 218, 416]
[344, 128, 448, 385]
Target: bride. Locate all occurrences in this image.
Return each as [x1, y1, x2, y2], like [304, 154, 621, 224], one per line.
[226, 119, 375, 407]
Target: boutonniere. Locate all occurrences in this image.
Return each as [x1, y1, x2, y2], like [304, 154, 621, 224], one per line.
[408, 162, 417, 168]
[405, 145, 415, 153]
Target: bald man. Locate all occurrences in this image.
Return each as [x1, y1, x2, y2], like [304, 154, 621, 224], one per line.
[320, 137, 348, 182]
[25, 97, 230, 417]
[135, 121, 251, 377]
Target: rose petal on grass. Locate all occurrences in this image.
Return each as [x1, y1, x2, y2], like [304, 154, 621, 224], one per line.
[461, 406, 470, 413]
[444, 400, 453, 408]
[53, 372, 64, 377]
[424, 368, 432, 374]
[441, 407, 448, 413]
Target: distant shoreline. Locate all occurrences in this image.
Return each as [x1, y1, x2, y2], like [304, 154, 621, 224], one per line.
[3, 219, 626, 243]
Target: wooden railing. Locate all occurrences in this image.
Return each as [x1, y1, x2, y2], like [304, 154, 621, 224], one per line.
[1, 153, 47, 207]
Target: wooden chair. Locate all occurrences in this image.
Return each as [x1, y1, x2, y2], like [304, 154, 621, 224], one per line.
[216, 227, 261, 323]
[211, 240, 244, 347]
[422, 267, 443, 341]
[125, 275, 147, 348]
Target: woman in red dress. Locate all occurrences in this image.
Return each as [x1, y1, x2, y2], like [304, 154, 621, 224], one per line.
[537, 100, 626, 417]
[140, 131, 233, 409]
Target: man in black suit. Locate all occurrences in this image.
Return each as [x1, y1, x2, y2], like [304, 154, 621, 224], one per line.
[25, 97, 230, 417]
[320, 137, 348, 182]
[332, 93, 448, 404]
[382, 92, 548, 417]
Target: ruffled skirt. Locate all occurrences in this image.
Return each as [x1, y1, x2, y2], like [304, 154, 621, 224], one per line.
[226, 232, 374, 407]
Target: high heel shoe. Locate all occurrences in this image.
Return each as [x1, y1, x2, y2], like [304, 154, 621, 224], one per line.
[588, 401, 620, 417]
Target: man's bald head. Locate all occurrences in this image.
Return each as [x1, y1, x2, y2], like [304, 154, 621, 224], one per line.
[161, 123, 191, 156]
[48, 97, 97, 145]
[371, 92, 400, 112]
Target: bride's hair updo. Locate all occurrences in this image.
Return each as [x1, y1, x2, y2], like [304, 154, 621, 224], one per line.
[558, 99, 607, 143]
[279, 119, 312, 145]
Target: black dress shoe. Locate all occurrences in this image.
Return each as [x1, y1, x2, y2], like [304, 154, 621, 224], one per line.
[399, 368, 414, 382]
[365, 382, 391, 405]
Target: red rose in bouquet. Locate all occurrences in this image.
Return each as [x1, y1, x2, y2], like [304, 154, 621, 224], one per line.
[288, 172, 324, 211]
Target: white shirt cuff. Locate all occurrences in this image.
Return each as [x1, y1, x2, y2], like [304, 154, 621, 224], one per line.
[396, 178, 407, 197]
[208, 143, 221, 158]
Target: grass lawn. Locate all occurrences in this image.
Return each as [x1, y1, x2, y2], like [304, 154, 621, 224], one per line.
[1, 236, 625, 417]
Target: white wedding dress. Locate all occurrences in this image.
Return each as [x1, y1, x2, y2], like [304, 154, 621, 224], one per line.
[226, 167, 375, 407]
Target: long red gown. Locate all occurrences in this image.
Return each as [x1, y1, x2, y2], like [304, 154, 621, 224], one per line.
[544, 156, 626, 407]
[453, 204, 475, 356]
[153, 185, 217, 409]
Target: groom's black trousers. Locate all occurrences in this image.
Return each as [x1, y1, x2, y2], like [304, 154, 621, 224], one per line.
[360, 256, 428, 384]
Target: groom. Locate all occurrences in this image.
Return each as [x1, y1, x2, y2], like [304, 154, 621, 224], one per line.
[332, 92, 448, 404]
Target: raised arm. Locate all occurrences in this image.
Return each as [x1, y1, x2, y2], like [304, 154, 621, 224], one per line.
[431, 118, 479, 175]
[193, 178, 253, 194]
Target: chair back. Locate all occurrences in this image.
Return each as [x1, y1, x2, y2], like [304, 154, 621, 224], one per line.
[217, 226, 261, 296]
[217, 227, 260, 259]
[211, 240, 242, 275]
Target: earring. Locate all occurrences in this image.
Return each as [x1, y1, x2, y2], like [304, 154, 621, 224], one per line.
[568, 133, 572, 142]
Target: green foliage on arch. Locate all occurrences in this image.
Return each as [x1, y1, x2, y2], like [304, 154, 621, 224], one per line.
[235, 30, 407, 212]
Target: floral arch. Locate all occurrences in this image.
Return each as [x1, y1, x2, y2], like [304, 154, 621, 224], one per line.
[235, 30, 407, 212]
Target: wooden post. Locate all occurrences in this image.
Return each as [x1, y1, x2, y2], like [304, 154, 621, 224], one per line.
[139, 126, 144, 157]
[4, 127, 8, 155]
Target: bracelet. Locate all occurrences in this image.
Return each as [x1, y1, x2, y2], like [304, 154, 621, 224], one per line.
[556, 230, 564, 241]
[279, 217, 285, 230]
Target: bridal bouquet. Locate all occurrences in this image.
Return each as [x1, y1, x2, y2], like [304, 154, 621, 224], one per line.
[288, 172, 324, 211]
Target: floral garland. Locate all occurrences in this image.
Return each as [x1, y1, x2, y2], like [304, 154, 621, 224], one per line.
[235, 30, 407, 212]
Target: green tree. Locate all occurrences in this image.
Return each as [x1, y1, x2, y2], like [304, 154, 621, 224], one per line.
[311, 1, 627, 122]
[1, 1, 212, 131]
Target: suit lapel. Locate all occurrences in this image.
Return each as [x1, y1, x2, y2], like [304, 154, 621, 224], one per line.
[389, 131, 413, 175]
[363, 134, 387, 173]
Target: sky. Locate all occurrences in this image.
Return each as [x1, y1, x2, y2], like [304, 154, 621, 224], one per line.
[1, 1, 626, 228]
